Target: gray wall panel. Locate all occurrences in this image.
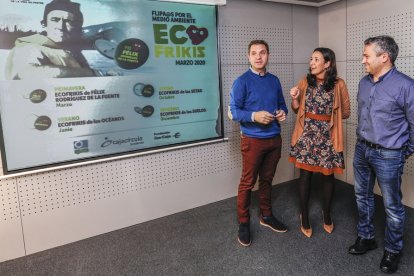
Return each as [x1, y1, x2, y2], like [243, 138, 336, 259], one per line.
[0, 178, 25, 261]
[219, 0, 292, 28]
[293, 5, 319, 63]
[319, 0, 347, 61]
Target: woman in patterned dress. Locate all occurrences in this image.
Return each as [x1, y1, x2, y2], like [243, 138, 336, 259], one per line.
[289, 48, 350, 238]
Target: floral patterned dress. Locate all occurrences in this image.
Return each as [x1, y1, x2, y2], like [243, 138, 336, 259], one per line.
[289, 83, 344, 175]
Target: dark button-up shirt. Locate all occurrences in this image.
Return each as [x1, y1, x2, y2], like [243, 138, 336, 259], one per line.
[357, 67, 414, 156]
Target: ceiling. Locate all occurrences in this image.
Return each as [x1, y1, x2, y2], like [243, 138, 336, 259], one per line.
[262, 0, 341, 7]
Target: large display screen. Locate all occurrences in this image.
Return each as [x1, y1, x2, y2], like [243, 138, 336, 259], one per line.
[0, 0, 222, 174]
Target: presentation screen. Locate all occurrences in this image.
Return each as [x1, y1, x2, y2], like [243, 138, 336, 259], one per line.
[0, 0, 222, 174]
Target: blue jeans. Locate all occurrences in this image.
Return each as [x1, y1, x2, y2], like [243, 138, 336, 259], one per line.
[353, 141, 406, 253]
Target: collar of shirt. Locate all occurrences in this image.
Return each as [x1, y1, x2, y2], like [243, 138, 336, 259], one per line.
[250, 66, 267, 76]
[368, 66, 395, 83]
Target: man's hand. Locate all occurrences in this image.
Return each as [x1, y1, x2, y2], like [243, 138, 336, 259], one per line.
[254, 111, 275, 124]
[275, 109, 286, 122]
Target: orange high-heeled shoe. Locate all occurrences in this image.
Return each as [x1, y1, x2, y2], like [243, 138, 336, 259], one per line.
[299, 214, 312, 238]
[323, 212, 334, 234]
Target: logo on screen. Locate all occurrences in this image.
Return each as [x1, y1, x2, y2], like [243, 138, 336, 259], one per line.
[153, 23, 207, 59]
[154, 131, 171, 140]
[73, 140, 89, 154]
[101, 136, 143, 147]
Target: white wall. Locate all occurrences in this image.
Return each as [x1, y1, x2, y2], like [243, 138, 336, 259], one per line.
[319, 0, 414, 207]
[0, 0, 318, 262]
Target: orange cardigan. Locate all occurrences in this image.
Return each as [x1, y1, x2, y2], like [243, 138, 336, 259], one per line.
[290, 77, 351, 153]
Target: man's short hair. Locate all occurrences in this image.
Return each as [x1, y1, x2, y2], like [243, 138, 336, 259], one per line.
[248, 40, 269, 54]
[364, 35, 399, 65]
[41, 0, 84, 27]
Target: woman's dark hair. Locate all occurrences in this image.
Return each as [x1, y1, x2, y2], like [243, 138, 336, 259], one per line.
[306, 47, 337, 91]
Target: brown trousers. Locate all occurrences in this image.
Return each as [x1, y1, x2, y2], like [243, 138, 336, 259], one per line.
[237, 134, 282, 223]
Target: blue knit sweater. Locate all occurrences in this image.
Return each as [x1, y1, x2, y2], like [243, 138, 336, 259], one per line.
[229, 69, 287, 138]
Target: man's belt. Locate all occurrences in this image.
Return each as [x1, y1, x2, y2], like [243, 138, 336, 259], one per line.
[358, 139, 383, 149]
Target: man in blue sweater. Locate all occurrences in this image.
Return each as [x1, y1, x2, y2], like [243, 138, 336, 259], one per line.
[229, 40, 288, 246]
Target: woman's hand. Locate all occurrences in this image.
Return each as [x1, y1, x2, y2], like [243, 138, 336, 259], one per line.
[290, 86, 300, 100]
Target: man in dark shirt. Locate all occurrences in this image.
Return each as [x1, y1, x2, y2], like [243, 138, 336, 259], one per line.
[348, 35, 414, 274]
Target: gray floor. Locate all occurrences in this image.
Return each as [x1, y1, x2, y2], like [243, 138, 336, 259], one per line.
[0, 178, 413, 276]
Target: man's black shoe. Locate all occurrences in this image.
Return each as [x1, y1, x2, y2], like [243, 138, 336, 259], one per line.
[260, 215, 288, 233]
[237, 222, 251, 246]
[380, 250, 401, 274]
[348, 237, 378, 255]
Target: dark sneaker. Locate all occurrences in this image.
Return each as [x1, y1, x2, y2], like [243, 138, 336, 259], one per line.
[348, 237, 378, 255]
[260, 215, 288, 233]
[380, 250, 401, 274]
[237, 222, 251, 246]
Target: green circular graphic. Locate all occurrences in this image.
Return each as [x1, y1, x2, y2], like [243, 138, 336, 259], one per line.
[133, 83, 154, 97]
[141, 105, 154, 117]
[29, 89, 47, 103]
[142, 85, 154, 97]
[34, 115, 52, 130]
[133, 83, 144, 96]
[134, 105, 154, 117]
[115, 38, 149, 69]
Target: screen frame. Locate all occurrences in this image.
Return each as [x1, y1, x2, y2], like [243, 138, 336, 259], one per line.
[0, 2, 224, 176]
